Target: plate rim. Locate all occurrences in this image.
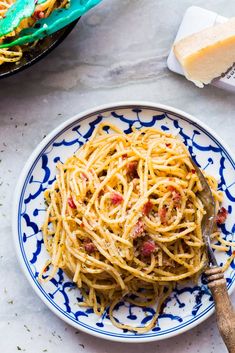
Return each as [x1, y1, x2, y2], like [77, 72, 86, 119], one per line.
[12, 101, 235, 343]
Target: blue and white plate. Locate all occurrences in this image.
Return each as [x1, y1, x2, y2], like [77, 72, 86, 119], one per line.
[13, 102, 235, 342]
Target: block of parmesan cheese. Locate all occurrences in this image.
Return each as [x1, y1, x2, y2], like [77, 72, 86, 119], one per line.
[174, 17, 235, 87]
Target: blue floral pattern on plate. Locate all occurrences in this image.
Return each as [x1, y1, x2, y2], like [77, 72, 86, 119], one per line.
[14, 103, 235, 342]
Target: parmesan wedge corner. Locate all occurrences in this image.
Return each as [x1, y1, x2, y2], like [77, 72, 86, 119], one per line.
[174, 17, 235, 87]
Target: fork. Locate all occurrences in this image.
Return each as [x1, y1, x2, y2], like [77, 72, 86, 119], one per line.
[190, 157, 235, 353]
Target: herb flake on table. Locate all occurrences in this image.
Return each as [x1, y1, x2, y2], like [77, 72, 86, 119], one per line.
[24, 324, 31, 332]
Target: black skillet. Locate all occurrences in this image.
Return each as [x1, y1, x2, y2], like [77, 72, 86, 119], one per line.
[0, 19, 79, 79]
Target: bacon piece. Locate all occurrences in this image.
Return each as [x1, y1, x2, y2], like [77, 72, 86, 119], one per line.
[142, 200, 153, 216]
[165, 143, 171, 147]
[122, 153, 128, 159]
[132, 219, 145, 238]
[167, 186, 181, 207]
[159, 206, 167, 224]
[172, 191, 181, 207]
[84, 238, 96, 254]
[33, 10, 45, 20]
[215, 207, 228, 225]
[68, 197, 76, 209]
[127, 161, 138, 179]
[167, 185, 175, 192]
[141, 240, 155, 257]
[110, 193, 123, 205]
[191, 169, 196, 174]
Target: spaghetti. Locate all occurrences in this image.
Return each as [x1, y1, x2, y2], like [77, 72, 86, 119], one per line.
[41, 122, 234, 333]
[0, 0, 69, 66]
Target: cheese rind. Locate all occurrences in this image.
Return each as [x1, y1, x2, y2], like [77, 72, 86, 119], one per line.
[174, 17, 235, 87]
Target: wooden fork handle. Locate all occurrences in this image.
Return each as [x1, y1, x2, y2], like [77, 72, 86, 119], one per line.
[205, 267, 235, 353]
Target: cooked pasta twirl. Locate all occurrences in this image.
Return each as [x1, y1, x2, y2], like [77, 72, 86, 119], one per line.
[41, 123, 232, 333]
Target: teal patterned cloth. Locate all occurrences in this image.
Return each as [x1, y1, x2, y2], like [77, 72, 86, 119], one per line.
[0, 0, 49, 37]
[0, 0, 102, 48]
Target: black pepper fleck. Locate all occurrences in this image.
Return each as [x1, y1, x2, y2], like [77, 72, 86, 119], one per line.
[24, 324, 30, 332]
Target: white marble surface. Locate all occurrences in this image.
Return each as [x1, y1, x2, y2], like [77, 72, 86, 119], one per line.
[0, 0, 235, 352]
